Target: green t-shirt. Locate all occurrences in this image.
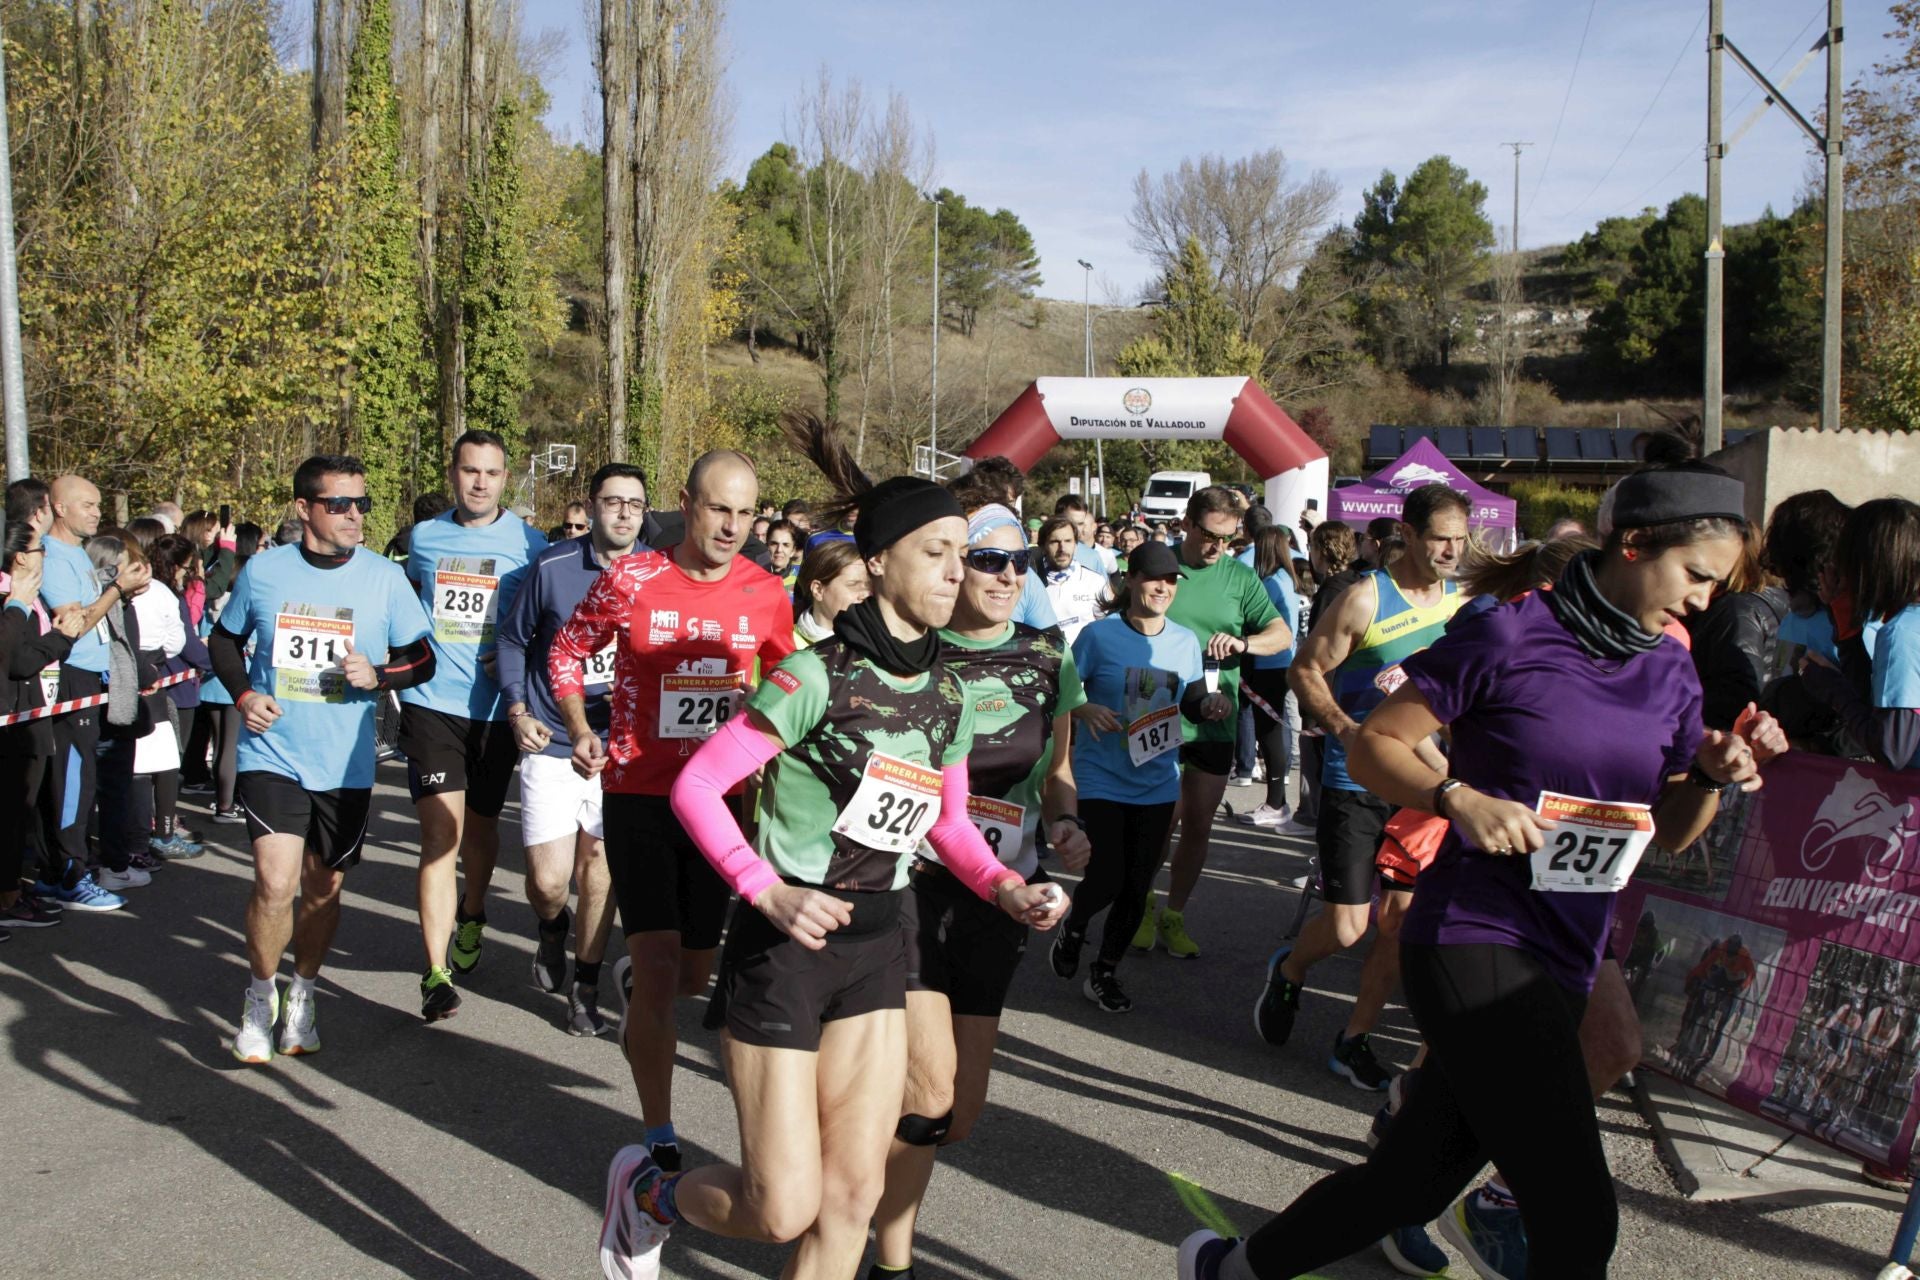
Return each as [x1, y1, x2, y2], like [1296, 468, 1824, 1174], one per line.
[748, 639, 974, 892]
[1166, 552, 1281, 743]
[935, 622, 1088, 878]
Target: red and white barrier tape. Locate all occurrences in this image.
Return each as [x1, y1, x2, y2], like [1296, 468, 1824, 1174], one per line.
[0, 668, 196, 728]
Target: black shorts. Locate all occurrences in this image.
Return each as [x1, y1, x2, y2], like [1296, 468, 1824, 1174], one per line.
[237, 770, 372, 870]
[903, 862, 1033, 1018]
[707, 887, 905, 1051]
[1179, 739, 1234, 776]
[602, 792, 733, 950]
[399, 705, 518, 817]
[1317, 786, 1400, 905]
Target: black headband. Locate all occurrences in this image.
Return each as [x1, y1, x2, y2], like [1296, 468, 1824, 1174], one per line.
[854, 477, 966, 558]
[1609, 467, 1747, 530]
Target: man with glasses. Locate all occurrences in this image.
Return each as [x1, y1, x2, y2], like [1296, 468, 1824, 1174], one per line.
[560, 502, 591, 539]
[496, 463, 648, 1036]
[401, 429, 549, 1020]
[549, 449, 794, 1173]
[1145, 486, 1293, 959]
[210, 455, 436, 1062]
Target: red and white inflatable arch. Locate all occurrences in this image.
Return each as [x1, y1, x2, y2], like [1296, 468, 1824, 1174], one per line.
[965, 377, 1329, 535]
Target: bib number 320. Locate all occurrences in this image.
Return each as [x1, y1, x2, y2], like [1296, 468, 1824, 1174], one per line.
[1529, 790, 1656, 894]
[834, 752, 943, 855]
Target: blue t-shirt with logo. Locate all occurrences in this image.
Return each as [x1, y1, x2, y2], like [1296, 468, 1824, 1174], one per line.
[1872, 605, 1920, 714]
[224, 545, 431, 790]
[40, 536, 108, 673]
[402, 509, 547, 721]
[1069, 612, 1204, 806]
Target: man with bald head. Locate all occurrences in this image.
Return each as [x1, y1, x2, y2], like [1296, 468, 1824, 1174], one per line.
[37, 476, 151, 906]
[548, 449, 795, 1172]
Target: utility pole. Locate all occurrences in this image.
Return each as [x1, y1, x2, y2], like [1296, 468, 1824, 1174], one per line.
[1705, 0, 1726, 454]
[1501, 142, 1533, 254]
[1078, 258, 1105, 515]
[0, 19, 29, 486]
[929, 193, 943, 478]
[1822, 0, 1845, 431]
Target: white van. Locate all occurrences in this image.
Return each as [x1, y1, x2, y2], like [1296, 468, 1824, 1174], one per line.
[1138, 470, 1210, 524]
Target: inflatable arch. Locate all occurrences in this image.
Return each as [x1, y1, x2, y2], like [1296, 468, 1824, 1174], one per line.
[964, 377, 1329, 535]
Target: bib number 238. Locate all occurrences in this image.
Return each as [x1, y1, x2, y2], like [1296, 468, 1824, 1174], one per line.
[834, 753, 943, 856]
[1529, 790, 1656, 894]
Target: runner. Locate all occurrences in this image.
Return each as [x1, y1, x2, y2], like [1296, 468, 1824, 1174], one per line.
[1178, 463, 1764, 1280]
[765, 518, 801, 598]
[596, 475, 1065, 1280]
[400, 429, 548, 1019]
[549, 450, 793, 1172]
[209, 454, 435, 1063]
[1054, 540, 1231, 1010]
[1258, 484, 1469, 1091]
[1146, 486, 1292, 957]
[792, 538, 869, 649]
[1235, 525, 1303, 828]
[1038, 514, 1112, 645]
[870, 501, 1092, 1280]
[495, 461, 650, 1037]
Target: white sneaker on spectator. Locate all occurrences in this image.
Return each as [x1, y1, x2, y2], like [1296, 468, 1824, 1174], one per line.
[1237, 804, 1291, 828]
[96, 865, 151, 890]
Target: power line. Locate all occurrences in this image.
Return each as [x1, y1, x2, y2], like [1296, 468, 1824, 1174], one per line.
[1526, 0, 1602, 218]
[1558, 10, 1705, 221]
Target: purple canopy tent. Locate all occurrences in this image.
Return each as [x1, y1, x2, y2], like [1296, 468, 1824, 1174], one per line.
[1325, 437, 1518, 545]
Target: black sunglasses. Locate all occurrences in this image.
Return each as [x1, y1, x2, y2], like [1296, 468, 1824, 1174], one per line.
[312, 495, 373, 515]
[563, 522, 589, 532]
[965, 547, 1031, 576]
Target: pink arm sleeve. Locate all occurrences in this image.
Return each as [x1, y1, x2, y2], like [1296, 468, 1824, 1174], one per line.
[669, 717, 784, 905]
[926, 759, 1026, 904]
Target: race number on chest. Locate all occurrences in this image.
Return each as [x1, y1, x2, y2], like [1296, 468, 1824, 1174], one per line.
[834, 752, 943, 855]
[966, 794, 1025, 862]
[1529, 790, 1656, 894]
[273, 612, 352, 671]
[584, 641, 619, 690]
[658, 672, 743, 739]
[1128, 704, 1180, 767]
[432, 560, 500, 640]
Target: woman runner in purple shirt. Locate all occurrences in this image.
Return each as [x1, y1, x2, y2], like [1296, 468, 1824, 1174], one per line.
[1179, 464, 1782, 1280]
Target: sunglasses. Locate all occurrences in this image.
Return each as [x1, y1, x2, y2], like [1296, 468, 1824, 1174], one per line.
[563, 522, 589, 533]
[965, 547, 1031, 576]
[310, 495, 373, 515]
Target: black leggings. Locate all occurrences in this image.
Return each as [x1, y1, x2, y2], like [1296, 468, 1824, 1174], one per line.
[182, 704, 214, 785]
[209, 705, 241, 810]
[1244, 942, 1612, 1280]
[1064, 798, 1176, 966]
[0, 753, 47, 888]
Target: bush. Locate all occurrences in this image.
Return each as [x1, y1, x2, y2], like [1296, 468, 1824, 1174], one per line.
[1509, 478, 1602, 539]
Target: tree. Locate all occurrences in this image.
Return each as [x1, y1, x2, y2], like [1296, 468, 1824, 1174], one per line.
[934, 190, 1041, 337]
[460, 95, 533, 451]
[1484, 237, 1529, 426]
[1844, 0, 1920, 429]
[1349, 156, 1494, 369]
[1114, 237, 1264, 381]
[598, 0, 634, 459]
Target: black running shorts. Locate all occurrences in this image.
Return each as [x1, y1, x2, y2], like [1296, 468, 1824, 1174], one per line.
[1316, 786, 1402, 905]
[903, 861, 1031, 1018]
[1179, 739, 1234, 777]
[707, 887, 905, 1051]
[399, 705, 518, 818]
[602, 792, 733, 950]
[237, 770, 373, 870]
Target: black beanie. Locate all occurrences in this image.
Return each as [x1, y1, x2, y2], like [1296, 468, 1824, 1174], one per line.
[853, 477, 966, 558]
[1609, 462, 1747, 530]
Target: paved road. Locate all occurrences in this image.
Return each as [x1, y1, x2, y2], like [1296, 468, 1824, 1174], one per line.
[2, 765, 1904, 1278]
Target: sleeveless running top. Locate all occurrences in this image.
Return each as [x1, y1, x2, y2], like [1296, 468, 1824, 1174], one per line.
[1322, 569, 1464, 792]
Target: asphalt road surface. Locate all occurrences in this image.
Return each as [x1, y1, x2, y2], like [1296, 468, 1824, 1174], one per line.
[2, 765, 1905, 1279]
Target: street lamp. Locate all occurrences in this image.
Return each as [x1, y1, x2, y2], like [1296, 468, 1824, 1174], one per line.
[1076, 259, 1093, 378]
[929, 192, 945, 477]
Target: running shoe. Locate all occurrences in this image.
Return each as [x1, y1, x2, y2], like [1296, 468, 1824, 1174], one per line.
[1438, 1192, 1526, 1280]
[1227, 772, 1253, 787]
[612, 953, 633, 1012]
[1330, 1031, 1392, 1091]
[130, 849, 165, 871]
[1049, 931, 1084, 980]
[533, 907, 572, 993]
[648, 1140, 682, 1173]
[1380, 1223, 1449, 1276]
[234, 984, 280, 1065]
[1156, 908, 1200, 958]
[599, 1144, 672, 1280]
[0, 896, 63, 928]
[568, 983, 610, 1037]
[421, 966, 462, 1021]
[96, 864, 151, 891]
[1083, 966, 1132, 1013]
[211, 806, 245, 825]
[1253, 948, 1302, 1046]
[450, 913, 487, 974]
[180, 777, 215, 795]
[1235, 804, 1291, 827]
[278, 984, 321, 1056]
[1864, 1159, 1915, 1191]
[1176, 1229, 1239, 1280]
[149, 834, 205, 860]
[1130, 891, 1157, 951]
[1282, 813, 1317, 836]
[35, 871, 125, 912]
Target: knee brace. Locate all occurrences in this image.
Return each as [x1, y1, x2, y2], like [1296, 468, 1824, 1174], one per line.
[895, 1110, 953, 1147]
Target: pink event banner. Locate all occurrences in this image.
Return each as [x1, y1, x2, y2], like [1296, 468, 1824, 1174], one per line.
[1614, 752, 1920, 1175]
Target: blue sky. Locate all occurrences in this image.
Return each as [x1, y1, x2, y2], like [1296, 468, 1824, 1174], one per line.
[535, 0, 1898, 301]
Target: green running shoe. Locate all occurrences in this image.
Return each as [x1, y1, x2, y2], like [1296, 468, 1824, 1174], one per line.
[421, 965, 462, 1021]
[1130, 891, 1158, 951]
[1157, 908, 1201, 959]
[450, 913, 486, 974]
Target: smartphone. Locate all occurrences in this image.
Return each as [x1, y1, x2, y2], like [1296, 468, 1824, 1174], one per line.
[1203, 657, 1221, 694]
[219, 503, 230, 529]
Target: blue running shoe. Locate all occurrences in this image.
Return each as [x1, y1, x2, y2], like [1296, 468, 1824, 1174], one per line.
[1380, 1222, 1449, 1276]
[34, 872, 125, 912]
[1253, 947, 1302, 1046]
[1437, 1192, 1527, 1280]
[1176, 1230, 1239, 1280]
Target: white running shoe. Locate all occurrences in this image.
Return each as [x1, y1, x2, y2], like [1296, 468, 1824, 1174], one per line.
[599, 1144, 670, 1279]
[1236, 804, 1290, 828]
[234, 985, 279, 1065]
[278, 984, 321, 1056]
[96, 864, 152, 890]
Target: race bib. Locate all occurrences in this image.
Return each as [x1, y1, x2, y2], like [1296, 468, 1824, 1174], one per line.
[36, 663, 59, 706]
[1127, 704, 1181, 767]
[433, 568, 500, 638]
[967, 794, 1025, 863]
[833, 752, 943, 855]
[1529, 790, 1656, 894]
[273, 612, 352, 671]
[1374, 663, 1408, 696]
[658, 672, 742, 739]
[584, 641, 618, 690]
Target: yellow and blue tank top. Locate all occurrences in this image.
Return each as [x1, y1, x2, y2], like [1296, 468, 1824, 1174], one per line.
[1322, 569, 1464, 792]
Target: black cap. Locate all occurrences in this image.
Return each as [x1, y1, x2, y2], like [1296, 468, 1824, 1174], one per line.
[853, 476, 966, 559]
[1126, 541, 1187, 579]
[1609, 463, 1747, 530]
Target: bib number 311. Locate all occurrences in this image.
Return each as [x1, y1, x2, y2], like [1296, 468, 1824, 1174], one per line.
[1529, 790, 1656, 894]
[834, 752, 943, 855]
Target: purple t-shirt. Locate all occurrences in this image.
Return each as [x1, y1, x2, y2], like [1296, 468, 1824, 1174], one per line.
[1399, 593, 1704, 993]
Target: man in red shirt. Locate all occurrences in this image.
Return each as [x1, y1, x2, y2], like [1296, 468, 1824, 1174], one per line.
[550, 450, 794, 1172]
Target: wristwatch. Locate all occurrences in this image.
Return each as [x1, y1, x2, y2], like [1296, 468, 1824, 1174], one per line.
[1433, 777, 1468, 817]
[1053, 814, 1087, 833]
[1686, 763, 1738, 794]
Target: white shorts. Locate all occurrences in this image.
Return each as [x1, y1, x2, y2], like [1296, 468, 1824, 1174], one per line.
[518, 750, 605, 847]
